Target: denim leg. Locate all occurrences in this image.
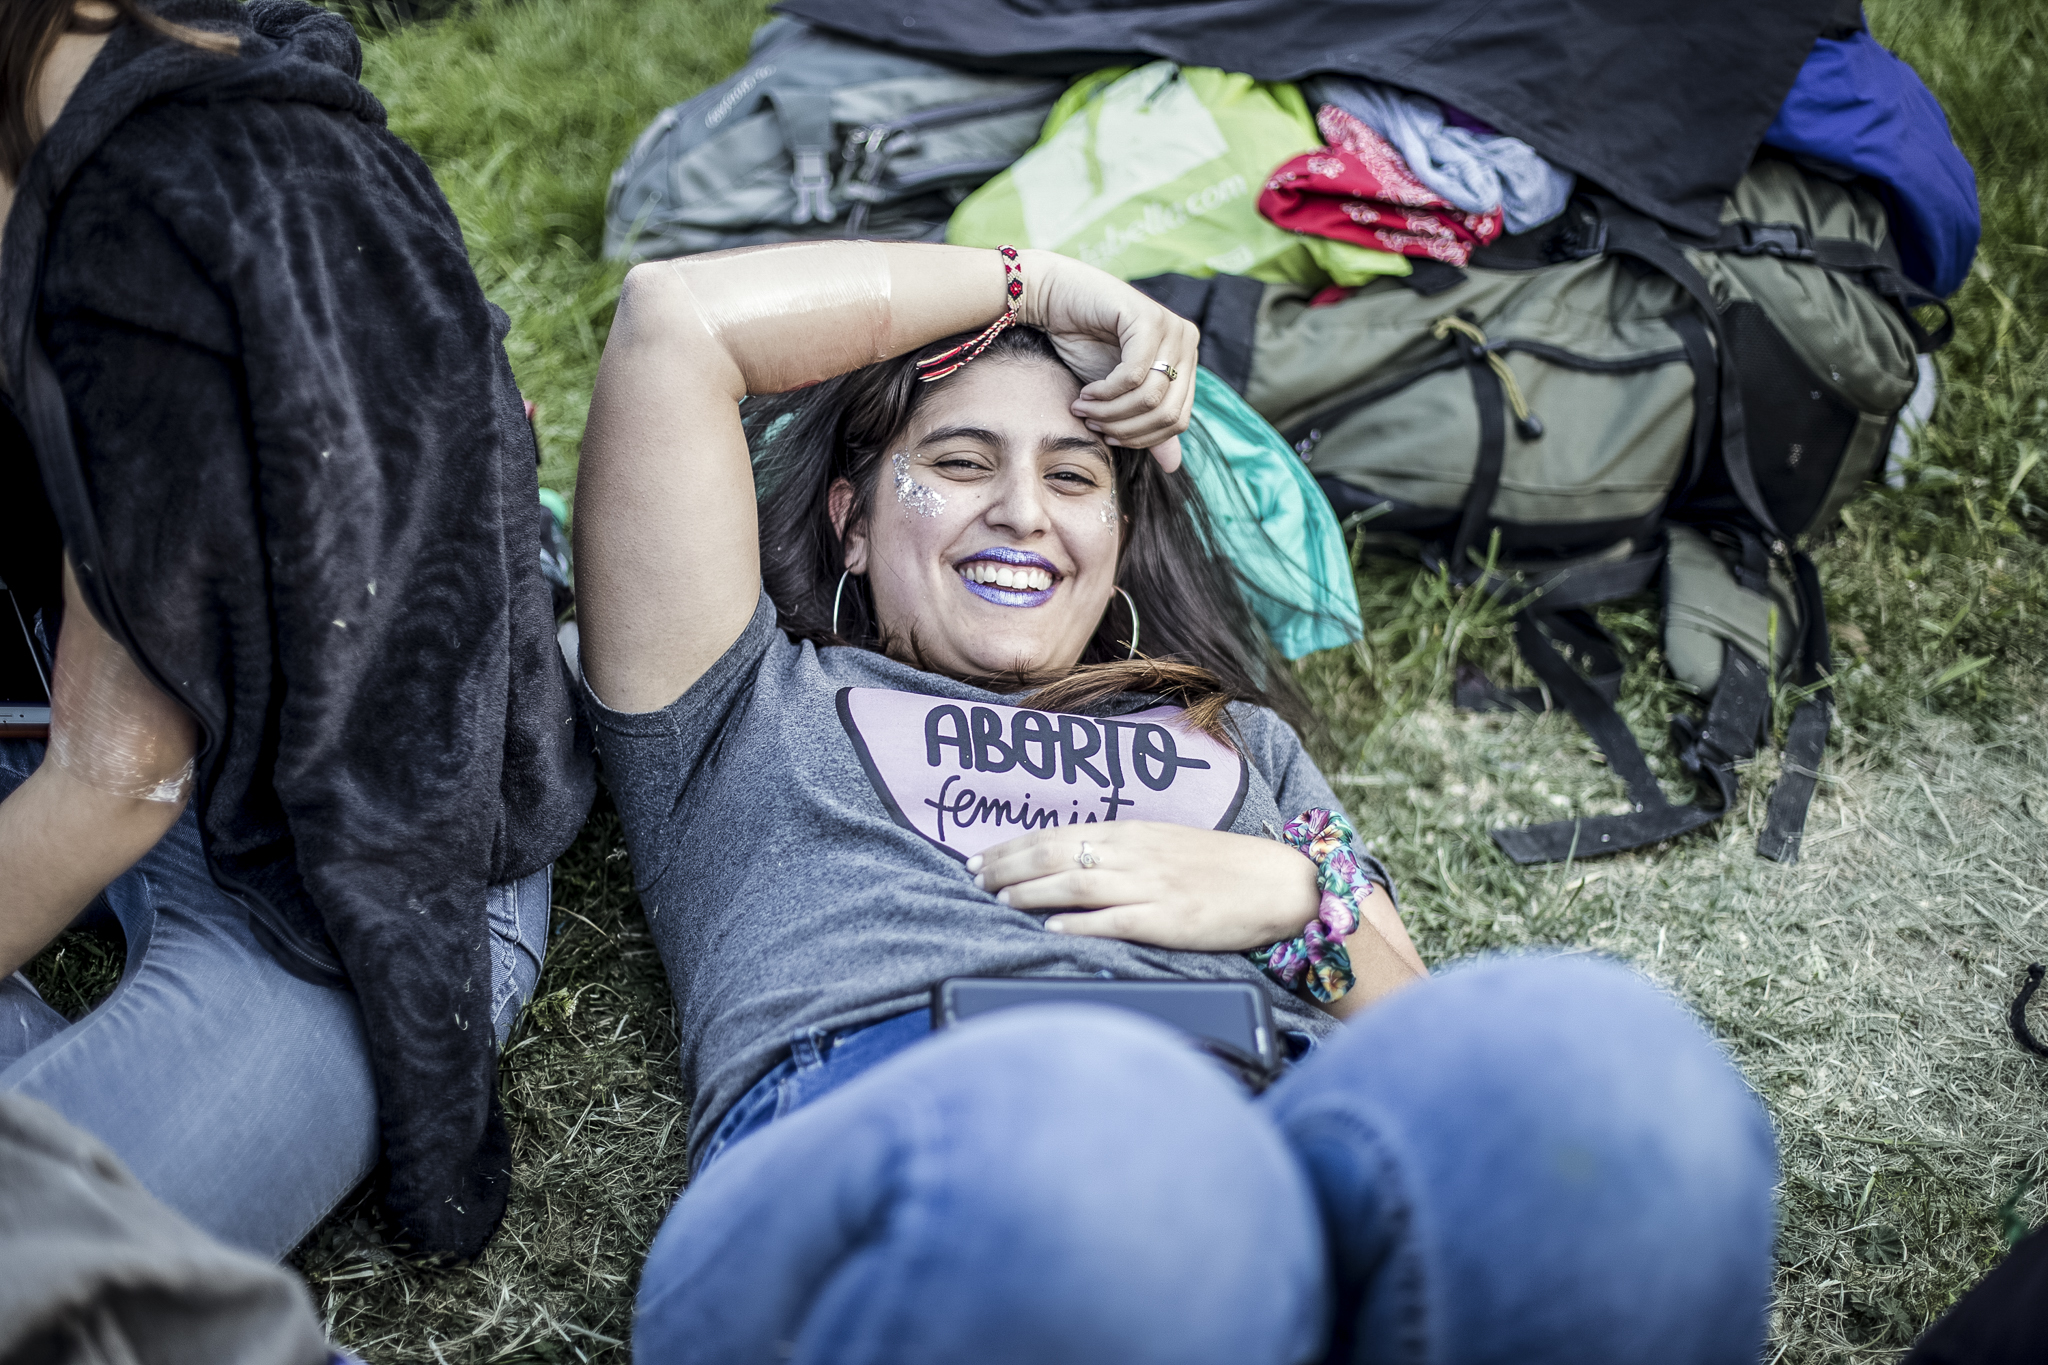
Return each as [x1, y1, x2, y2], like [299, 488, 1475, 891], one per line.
[694, 1009, 934, 1176]
[0, 738, 554, 1258]
[1261, 955, 1778, 1365]
[635, 1005, 1329, 1365]
[0, 971, 68, 1065]
[0, 743, 68, 1066]
[0, 799, 383, 1260]
[486, 865, 552, 1045]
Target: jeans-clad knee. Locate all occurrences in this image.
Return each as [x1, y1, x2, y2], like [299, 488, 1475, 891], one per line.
[637, 1005, 1326, 1365]
[1266, 954, 1777, 1365]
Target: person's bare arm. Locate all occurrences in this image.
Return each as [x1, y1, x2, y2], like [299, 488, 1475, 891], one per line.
[0, 563, 195, 978]
[1322, 907, 1426, 1019]
[573, 243, 1198, 715]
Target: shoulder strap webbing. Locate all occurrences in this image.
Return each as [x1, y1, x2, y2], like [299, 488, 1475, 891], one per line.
[769, 90, 837, 226]
[1756, 552, 1835, 861]
[1130, 274, 1264, 395]
[1453, 542, 1665, 713]
[1491, 637, 1770, 864]
[1396, 259, 1469, 295]
[1594, 199, 1786, 550]
[1449, 348, 1508, 578]
[1457, 607, 1624, 717]
[1493, 199, 1835, 864]
[1664, 308, 1719, 501]
[1707, 221, 1954, 352]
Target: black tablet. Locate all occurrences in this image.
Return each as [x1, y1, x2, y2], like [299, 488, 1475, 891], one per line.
[931, 975, 1281, 1079]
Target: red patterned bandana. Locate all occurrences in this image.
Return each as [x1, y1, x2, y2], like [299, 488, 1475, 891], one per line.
[1259, 106, 1504, 266]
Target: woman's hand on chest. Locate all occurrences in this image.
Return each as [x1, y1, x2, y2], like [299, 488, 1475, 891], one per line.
[966, 821, 1319, 953]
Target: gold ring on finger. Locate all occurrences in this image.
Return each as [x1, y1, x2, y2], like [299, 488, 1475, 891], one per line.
[1150, 361, 1178, 382]
[1075, 841, 1099, 869]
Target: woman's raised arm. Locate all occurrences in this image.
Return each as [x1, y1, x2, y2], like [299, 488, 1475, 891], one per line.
[572, 243, 1198, 714]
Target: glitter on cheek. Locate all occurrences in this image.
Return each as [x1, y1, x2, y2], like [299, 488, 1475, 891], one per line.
[892, 452, 946, 517]
[1099, 496, 1118, 528]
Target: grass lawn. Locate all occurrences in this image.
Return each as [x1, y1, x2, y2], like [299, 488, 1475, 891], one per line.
[28, 0, 2047, 1359]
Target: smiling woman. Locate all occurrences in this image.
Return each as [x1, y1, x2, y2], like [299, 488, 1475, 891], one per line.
[572, 240, 1778, 1364]
[746, 317, 1301, 727]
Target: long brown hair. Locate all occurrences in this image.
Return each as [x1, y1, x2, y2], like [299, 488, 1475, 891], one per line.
[2, 0, 234, 182]
[746, 324, 1315, 740]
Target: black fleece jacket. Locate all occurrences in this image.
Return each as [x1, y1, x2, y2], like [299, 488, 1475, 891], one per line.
[0, 0, 594, 1257]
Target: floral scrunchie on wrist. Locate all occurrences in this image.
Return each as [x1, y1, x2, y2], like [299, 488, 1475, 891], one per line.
[1248, 809, 1390, 1004]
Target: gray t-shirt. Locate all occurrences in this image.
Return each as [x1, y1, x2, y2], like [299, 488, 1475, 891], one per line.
[583, 591, 1349, 1166]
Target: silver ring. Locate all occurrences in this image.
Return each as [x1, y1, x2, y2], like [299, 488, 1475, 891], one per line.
[1075, 841, 1099, 869]
[1150, 361, 1179, 381]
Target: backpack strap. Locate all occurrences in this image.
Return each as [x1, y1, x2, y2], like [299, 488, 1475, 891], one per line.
[1130, 273, 1265, 395]
[1449, 343, 1508, 579]
[1491, 636, 1770, 864]
[2012, 965, 2048, 1059]
[1593, 198, 1789, 552]
[1602, 203, 1840, 860]
[1427, 315, 1545, 579]
[1756, 550, 1835, 862]
[1455, 608, 1624, 716]
[1482, 532, 1831, 867]
[769, 90, 838, 226]
[1452, 536, 1771, 864]
[1708, 221, 1955, 352]
[1663, 308, 1719, 502]
[1451, 543, 1663, 714]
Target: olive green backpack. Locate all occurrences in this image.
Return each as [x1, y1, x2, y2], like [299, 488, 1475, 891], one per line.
[1145, 156, 1951, 864]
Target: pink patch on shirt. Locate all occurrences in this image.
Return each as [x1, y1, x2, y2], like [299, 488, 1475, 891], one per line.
[836, 688, 1249, 860]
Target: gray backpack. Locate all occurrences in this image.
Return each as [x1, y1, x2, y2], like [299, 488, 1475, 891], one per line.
[1141, 156, 1950, 866]
[604, 19, 1061, 261]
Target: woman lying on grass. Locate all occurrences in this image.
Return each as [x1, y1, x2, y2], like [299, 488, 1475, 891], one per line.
[575, 241, 1778, 1365]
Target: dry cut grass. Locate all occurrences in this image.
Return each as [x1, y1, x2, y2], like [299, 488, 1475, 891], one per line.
[1315, 697, 2048, 1361]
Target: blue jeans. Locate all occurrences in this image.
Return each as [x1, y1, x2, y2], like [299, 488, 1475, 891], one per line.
[0, 740, 550, 1258]
[635, 956, 1777, 1365]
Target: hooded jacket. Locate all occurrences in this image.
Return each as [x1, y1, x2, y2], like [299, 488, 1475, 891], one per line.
[0, 0, 594, 1257]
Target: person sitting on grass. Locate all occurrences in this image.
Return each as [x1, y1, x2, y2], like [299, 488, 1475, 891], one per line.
[0, 0, 591, 1263]
[573, 240, 1779, 1365]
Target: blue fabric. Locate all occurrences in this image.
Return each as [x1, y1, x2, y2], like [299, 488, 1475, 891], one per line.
[1182, 368, 1364, 659]
[694, 1008, 937, 1174]
[1305, 76, 1576, 234]
[1763, 29, 1979, 297]
[0, 739, 552, 1259]
[636, 955, 1778, 1364]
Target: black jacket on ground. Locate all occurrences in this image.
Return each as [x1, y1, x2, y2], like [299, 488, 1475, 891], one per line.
[0, 0, 594, 1257]
[1906, 1225, 2048, 1364]
[776, 0, 1859, 238]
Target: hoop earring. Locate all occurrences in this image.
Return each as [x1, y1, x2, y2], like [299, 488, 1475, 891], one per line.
[832, 570, 853, 638]
[1117, 586, 1140, 660]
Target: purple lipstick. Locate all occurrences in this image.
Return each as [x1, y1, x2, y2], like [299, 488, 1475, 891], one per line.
[956, 546, 1060, 608]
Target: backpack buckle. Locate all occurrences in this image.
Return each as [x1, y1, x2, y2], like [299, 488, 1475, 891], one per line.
[1670, 713, 1739, 777]
[1734, 223, 1812, 260]
[1543, 220, 1607, 262]
[789, 149, 836, 225]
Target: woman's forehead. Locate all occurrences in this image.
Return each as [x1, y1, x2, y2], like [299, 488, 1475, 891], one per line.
[905, 359, 1106, 462]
